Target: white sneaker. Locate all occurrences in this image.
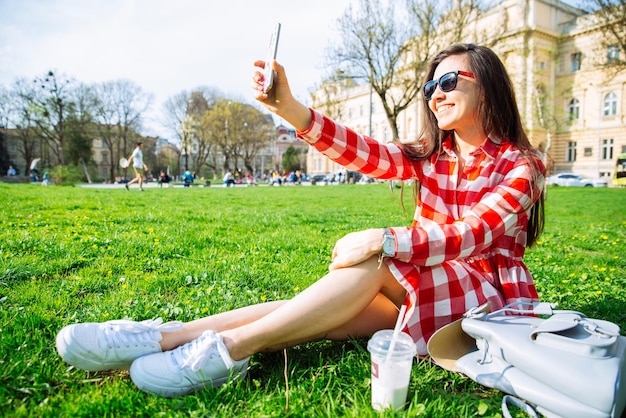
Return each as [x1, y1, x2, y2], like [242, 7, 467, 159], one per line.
[56, 318, 183, 371]
[129, 330, 249, 397]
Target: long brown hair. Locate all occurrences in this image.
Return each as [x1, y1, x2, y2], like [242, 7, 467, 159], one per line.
[402, 43, 544, 246]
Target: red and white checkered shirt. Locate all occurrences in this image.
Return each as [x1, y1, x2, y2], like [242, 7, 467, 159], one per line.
[298, 109, 545, 356]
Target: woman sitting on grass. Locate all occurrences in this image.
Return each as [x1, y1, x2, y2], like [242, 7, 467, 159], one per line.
[56, 43, 545, 398]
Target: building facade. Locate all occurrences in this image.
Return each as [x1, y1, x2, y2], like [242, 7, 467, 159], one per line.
[309, 0, 625, 184]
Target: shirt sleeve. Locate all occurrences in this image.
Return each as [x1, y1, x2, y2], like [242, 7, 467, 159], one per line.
[389, 157, 544, 265]
[297, 109, 419, 181]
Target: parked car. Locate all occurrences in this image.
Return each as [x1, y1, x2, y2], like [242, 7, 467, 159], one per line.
[310, 174, 328, 185]
[546, 172, 608, 187]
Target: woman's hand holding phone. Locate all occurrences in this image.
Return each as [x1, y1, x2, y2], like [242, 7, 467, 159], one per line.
[263, 23, 281, 93]
[253, 23, 312, 131]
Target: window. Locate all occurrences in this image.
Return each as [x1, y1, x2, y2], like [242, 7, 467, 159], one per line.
[607, 45, 620, 64]
[101, 151, 109, 162]
[570, 52, 581, 72]
[566, 141, 577, 162]
[602, 139, 614, 160]
[568, 98, 580, 120]
[584, 147, 593, 157]
[603, 92, 618, 117]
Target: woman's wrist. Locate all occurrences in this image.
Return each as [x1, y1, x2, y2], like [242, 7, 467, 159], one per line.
[380, 228, 397, 257]
[276, 99, 311, 132]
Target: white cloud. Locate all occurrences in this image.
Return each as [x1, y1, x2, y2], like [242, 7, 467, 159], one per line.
[0, 0, 350, 139]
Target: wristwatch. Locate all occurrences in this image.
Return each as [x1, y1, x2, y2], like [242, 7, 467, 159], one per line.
[381, 228, 397, 258]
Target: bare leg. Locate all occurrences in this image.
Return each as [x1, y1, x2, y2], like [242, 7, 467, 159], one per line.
[160, 256, 406, 360]
[160, 300, 288, 350]
[127, 169, 142, 187]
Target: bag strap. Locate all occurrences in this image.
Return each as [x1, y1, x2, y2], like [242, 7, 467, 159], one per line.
[467, 301, 582, 320]
[501, 395, 538, 418]
[487, 301, 559, 317]
[474, 302, 620, 339]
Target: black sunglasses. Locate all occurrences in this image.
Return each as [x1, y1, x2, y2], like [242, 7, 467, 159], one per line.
[423, 70, 476, 101]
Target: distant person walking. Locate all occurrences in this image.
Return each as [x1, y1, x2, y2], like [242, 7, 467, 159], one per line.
[7, 165, 16, 176]
[126, 142, 148, 191]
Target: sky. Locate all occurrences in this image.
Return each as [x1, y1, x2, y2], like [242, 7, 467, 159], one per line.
[0, 0, 351, 140]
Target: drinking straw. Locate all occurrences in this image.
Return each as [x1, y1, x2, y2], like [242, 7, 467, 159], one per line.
[385, 304, 407, 364]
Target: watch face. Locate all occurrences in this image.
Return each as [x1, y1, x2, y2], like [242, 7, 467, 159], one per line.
[383, 235, 395, 256]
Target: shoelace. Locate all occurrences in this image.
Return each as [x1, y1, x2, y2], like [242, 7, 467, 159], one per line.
[103, 318, 183, 347]
[172, 330, 234, 372]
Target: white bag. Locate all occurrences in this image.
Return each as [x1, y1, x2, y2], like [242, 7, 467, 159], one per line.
[427, 302, 626, 418]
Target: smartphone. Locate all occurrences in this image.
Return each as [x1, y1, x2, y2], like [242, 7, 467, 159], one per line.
[263, 23, 281, 93]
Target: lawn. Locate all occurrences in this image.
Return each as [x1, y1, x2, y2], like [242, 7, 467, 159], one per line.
[0, 182, 625, 417]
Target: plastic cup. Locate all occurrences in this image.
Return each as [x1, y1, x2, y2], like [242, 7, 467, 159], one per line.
[367, 329, 416, 411]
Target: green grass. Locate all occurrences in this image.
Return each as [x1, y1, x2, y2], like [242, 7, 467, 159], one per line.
[0, 183, 625, 417]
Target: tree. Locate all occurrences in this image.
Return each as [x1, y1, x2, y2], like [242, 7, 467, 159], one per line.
[15, 71, 98, 172]
[325, 0, 498, 141]
[578, 0, 626, 72]
[25, 71, 74, 165]
[8, 79, 42, 175]
[65, 83, 98, 182]
[199, 100, 275, 176]
[0, 85, 14, 173]
[236, 107, 275, 175]
[0, 85, 10, 129]
[0, 130, 9, 174]
[110, 80, 152, 169]
[94, 80, 152, 182]
[327, 0, 415, 141]
[282, 145, 302, 173]
[161, 88, 220, 175]
[161, 90, 191, 150]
